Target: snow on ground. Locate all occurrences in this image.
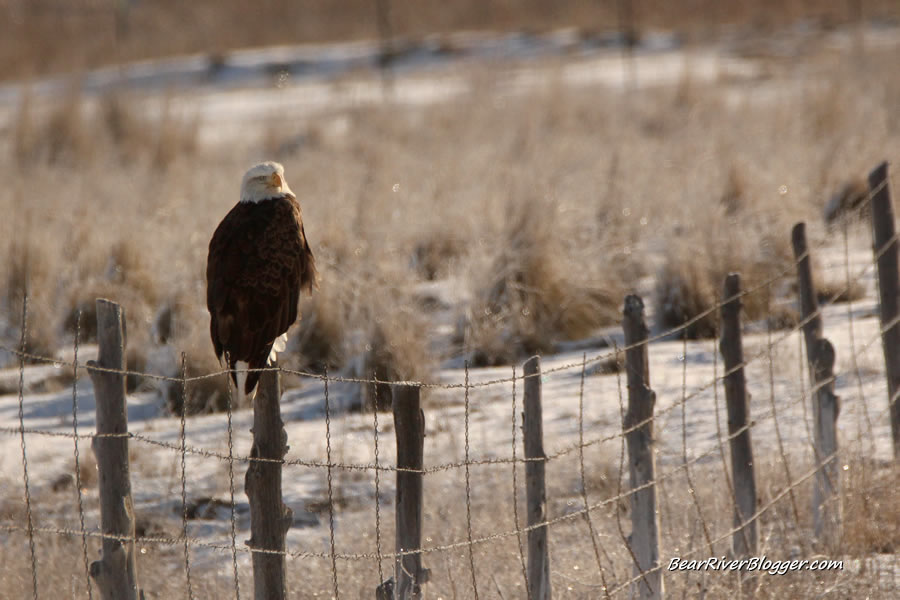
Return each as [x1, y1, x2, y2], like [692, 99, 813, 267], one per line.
[0, 232, 894, 576]
[0, 24, 898, 584]
[3, 23, 898, 149]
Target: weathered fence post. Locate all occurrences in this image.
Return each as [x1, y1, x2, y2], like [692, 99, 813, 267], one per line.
[523, 356, 551, 600]
[390, 384, 427, 599]
[719, 274, 758, 557]
[86, 299, 142, 600]
[622, 296, 663, 600]
[810, 337, 841, 545]
[792, 223, 823, 351]
[868, 161, 900, 459]
[791, 223, 842, 546]
[245, 365, 292, 600]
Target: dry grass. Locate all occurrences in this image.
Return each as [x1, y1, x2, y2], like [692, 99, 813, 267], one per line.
[11, 86, 198, 170]
[842, 459, 900, 555]
[361, 300, 434, 411]
[0, 27, 899, 598]
[0, 448, 895, 598]
[461, 195, 625, 365]
[4, 39, 899, 379]
[654, 211, 795, 338]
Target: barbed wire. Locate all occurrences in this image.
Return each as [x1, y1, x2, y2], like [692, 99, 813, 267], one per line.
[0, 304, 892, 482]
[0, 429, 847, 564]
[1, 318, 893, 593]
[2, 179, 897, 596]
[1, 223, 890, 450]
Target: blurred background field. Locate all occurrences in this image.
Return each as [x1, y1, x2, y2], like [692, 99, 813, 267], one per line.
[0, 1, 899, 598]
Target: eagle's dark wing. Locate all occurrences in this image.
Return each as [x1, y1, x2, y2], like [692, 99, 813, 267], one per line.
[206, 197, 316, 394]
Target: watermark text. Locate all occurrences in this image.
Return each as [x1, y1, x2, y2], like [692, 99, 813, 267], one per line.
[667, 556, 843, 575]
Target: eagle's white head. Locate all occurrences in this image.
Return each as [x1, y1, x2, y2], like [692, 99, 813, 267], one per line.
[240, 161, 295, 203]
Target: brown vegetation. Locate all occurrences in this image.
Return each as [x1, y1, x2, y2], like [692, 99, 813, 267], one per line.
[3, 0, 900, 82]
[462, 195, 623, 364]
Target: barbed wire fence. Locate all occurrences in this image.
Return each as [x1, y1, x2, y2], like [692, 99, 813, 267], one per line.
[1, 164, 898, 599]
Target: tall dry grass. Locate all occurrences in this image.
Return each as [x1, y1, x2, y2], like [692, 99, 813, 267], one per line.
[1, 39, 899, 402]
[0, 448, 895, 598]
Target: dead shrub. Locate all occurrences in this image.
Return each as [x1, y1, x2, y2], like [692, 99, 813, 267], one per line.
[12, 88, 39, 166]
[151, 296, 194, 346]
[462, 197, 622, 365]
[585, 352, 624, 376]
[805, 81, 850, 140]
[105, 239, 159, 303]
[289, 279, 348, 375]
[153, 101, 199, 170]
[817, 277, 866, 305]
[5, 237, 59, 361]
[410, 228, 466, 280]
[163, 346, 233, 416]
[100, 93, 156, 164]
[62, 281, 156, 347]
[823, 177, 869, 227]
[654, 215, 793, 339]
[767, 303, 801, 331]
[720, 163, 747, 215]
[61, 298, 99, 343]
[45, 98, 91, 165]
[362, 303, 434, 411]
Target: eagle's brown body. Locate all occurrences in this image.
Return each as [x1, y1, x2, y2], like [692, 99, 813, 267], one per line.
[206, 194, 316, 394]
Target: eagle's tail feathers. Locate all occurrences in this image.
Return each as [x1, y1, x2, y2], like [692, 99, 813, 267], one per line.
[268, 333, 288, 364]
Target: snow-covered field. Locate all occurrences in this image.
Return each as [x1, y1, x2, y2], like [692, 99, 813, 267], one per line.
[1, 23, 898, 598]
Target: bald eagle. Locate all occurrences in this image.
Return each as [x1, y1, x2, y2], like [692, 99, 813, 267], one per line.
[206, 162, 317, 403]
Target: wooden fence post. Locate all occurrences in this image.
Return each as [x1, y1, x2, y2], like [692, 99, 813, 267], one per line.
[791, 223, 842, 546]
[523, 356, 551, 600]
[719, 274, 758, 557]
[86, 299, 142, 600]
[868, 161, 900, 459]
[622, 296, 663, 600]
[245, 366, 292, 600]
[810, 338, 841, 545]
[392, 384, 427, 599]
[791, 223, 823, 352]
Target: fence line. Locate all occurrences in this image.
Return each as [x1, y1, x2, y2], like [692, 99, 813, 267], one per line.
[71, 312, 94, 600]
[0, 440, 847, 563]
[3, 179, 899, 597]
[1, 214, 895, 394]
[1, 292, 895, 473]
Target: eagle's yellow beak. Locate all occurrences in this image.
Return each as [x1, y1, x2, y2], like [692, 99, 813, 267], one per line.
[270, 172, 282, 188]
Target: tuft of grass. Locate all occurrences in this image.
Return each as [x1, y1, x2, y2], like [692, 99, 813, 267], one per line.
[288, 279, 348, 375]
[12, 87, 199, 170]
[162, 346, 233, 416]
[40, 86, 94, 166]
[5, 237, 59, 362]
[817, 277, 866, 305]
[100, 93, 156, 164]
[823, 177, 869, 227]
[461, 196, 622, 366]
[410, 228, 466, 281]
[152, 99, 200, 170]
[362, 302, 434, 411]
[720, 163, 747, 216]
[654, 210, 795, 339]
